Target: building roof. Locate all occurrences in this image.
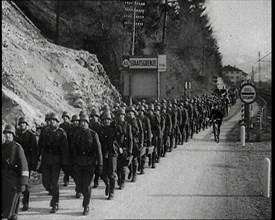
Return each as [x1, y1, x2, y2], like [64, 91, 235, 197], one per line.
[222, 65, 248, 76]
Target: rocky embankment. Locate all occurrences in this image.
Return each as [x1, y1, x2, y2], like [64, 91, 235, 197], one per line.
[2, 1, 121, 131]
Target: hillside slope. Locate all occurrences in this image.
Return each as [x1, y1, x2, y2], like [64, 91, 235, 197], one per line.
[2, 1, 121, 129]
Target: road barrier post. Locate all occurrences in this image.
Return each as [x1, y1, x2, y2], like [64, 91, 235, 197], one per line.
[256, 110, 262, 141]
[261, 158, 271, 198]
[241, 125, 245, 146]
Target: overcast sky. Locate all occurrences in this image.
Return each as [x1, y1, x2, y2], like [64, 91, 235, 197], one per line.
[205, 0, 271, 81]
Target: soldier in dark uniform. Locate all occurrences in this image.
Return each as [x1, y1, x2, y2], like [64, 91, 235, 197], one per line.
[59, 111, 72, 187]
[161, 104, 172, 157]
[115, 108, 133, 189]
[126, 106, 144, 182]
[181, 102, 189, 143]
[147, 104, 161, 168]
[137, 105, 152, 174]
[2, 124, 29, 220]
[15, 116, 38, 211]
[89, 108, 103, 188]
[38, 112, 69, 213]
[70, 114, 103, 215]
[68, 114, 81, 198]
[98, 110, 118, 200]
[154, 105, 165, 162]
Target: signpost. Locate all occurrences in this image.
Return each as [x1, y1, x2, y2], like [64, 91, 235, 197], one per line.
[239, 83, 257, 141]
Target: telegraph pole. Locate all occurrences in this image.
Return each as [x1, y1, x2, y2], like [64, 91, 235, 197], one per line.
[258, 52, 261, 88]
[124, 1, 145, 105]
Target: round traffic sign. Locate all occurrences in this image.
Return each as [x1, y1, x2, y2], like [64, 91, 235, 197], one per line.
[239, 83, 257, 104]
[122, 59, 130, 68]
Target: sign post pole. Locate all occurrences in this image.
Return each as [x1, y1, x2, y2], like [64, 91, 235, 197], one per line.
[239, 83, 257, 142]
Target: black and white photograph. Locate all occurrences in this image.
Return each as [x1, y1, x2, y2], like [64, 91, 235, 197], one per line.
[2, 0, 271, 219]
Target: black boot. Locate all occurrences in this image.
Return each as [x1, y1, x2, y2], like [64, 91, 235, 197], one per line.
[83, 206, 89, 215]
[50, 204, 59, 213]
[108, 178, 115, 200]
[22, 190, 29, 211]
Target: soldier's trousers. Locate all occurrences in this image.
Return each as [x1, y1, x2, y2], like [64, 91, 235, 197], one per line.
[42, 163, 61, 206]
[150, 135, 160, 166]
[22, 186, 30, 206]
[117, 154, 128, 186]
[138, 149, 147, 172]
[101, 156, 117, 195]
[128, 155, 138, 180]
[73, 164, 95, 208]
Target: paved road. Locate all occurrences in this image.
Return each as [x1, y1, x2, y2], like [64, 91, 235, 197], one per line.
[17, 100, 264, 219]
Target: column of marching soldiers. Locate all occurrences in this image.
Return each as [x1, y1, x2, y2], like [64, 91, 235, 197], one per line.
[2, 92, 233, 217]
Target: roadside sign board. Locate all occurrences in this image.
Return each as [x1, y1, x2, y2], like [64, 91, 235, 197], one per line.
[158, 55, 167, 72]
[122, 56, 157, 69]
[239, 83, 257, 104]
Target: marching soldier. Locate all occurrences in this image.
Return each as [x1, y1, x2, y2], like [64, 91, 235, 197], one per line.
[126, 106, 144, 182]
[137, 105, 152, 174]
[67, 114, 81, 198]
[154, 105, 165, 162]
[161, 104, 172, 157]
[115, 108, 133, 189]
[59, 111, 72, 187]
[146, 104, 161, 168]
[98, 110, 118, 200]
[2, 124, 29, 220]
[70, 114, 103, 215]
[181, 102, 189, 143]
[15, 116, 38, 211]
[89, 108, 103, 188]
[38, 112, 69, 213]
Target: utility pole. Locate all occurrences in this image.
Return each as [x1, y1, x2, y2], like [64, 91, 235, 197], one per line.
[258, 52, 261, 88]
[162, 0, 168, 45]
[124, 1, 145, 105]
[251, 66, 254, 82]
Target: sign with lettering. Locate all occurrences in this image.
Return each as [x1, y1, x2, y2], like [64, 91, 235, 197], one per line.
[122, 56, 158, 69]
[239, 83, 257, 104]
[158, 55, 167, 72]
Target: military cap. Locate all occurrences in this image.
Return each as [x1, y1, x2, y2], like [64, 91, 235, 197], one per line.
[102, 104, 110, 111]
[18, 116, 29, 125]
[155, 105, 161, 111]
[126, 106, 137, 115]
[138, 105, 145, 112]
[161, 103, 167, 109]
[90, 108, 100, 117]
[101, 110, 112, 120]
[45, 113, 51, 122]
[116, 108, 126, 116]
[3, 124, 16, 136]
[143, 104, 149, 111]
[71, 114, 80, 122]
[62, 111, 70, 119]
[148, 103, 154, 111]
[79, 114, 90, 123]
[79, 110, 86, 117]
[48, 112, 60, 122]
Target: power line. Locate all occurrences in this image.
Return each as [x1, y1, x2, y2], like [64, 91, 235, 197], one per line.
[256, 51, 272, 63]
